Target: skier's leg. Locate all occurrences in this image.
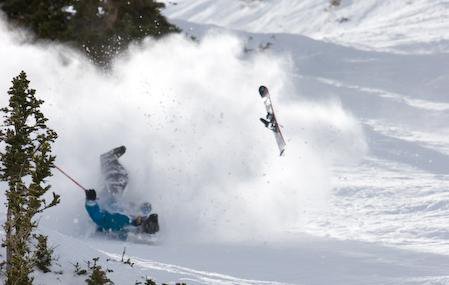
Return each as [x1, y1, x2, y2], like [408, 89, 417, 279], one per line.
[100, 146, 129, 196]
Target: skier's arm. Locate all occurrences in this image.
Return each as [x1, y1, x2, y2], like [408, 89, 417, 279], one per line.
[84, 189, 132, 231]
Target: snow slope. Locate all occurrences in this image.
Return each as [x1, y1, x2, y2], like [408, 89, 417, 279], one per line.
[34, 230, 449, 285]
[172, 17, 449, 256]
[2, 1, 449, 284]
[160, 0, 449, 54]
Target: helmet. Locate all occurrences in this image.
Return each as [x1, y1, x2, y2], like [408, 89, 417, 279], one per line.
[139, 202, 152, 215]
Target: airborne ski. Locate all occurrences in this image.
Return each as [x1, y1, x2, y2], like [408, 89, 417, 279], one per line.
[258, 85, 286, 156]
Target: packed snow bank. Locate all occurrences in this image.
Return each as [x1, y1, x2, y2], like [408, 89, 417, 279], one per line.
[34, 231, 449, 285]
[0, 16, 366, 244]
[160, 0, 449, 54]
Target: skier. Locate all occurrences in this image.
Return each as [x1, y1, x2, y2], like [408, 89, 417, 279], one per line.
[84, 146, 159, 237]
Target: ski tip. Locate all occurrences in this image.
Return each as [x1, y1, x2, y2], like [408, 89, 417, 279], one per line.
[259, 85, 269, 97]
[280, 149, 285, 156]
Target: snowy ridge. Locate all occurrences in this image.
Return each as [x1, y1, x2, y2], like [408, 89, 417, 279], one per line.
[311, 77, 449, 112]
[161, 0, 449, 53]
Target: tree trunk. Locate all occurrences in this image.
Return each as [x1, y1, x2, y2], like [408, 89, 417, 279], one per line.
[5, 206, 11, 270]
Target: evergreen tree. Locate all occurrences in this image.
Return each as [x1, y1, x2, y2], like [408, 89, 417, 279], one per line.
[0, 0, 71, 40]
[0, 0, 180, 65]
[86, 257, 113, 285]
[33, 234, 54, 273]
[0, 71, 59, 285]
[68, 0, 180, 65]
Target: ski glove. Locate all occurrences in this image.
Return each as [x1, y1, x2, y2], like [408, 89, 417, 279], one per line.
[85, 189, 97, 201]
[132, 216, 143, 226]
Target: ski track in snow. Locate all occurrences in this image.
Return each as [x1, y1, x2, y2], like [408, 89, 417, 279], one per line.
[303, 74, 449, 155]
[101, 250, 293, 285]
[310, 76, 449, 112]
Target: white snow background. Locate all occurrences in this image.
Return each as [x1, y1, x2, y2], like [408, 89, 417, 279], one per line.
[1, 0, 449, 284]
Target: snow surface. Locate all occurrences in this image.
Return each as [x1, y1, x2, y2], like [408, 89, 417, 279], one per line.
[1, 0, 449, 284]
[160, 0, 449, 54]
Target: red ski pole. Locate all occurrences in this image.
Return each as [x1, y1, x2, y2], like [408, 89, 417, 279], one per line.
[54, 165, 87, 191]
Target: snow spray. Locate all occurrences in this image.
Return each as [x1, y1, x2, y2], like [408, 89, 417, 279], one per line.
[0, 17, 366, 243]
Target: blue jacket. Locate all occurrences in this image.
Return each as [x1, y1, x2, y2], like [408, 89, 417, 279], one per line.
[85, 200, 132, 232]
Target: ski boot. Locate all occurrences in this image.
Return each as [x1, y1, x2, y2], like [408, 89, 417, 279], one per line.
[112, 145, 126, 158]
[260, 118, 270, 128]
[142, 214, 159, 234]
